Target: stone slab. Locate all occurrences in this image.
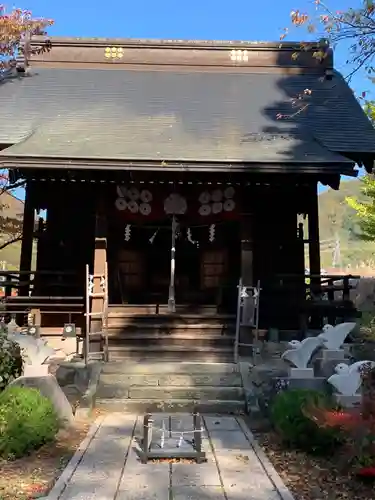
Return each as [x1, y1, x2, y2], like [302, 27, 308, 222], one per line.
[224, 485, 281, 500]
[321, 349, 346, 361]
[314, 358, 349, 378]
[102, 362, 239, 375]
[275, 376, 327, 392]
[95, 413, 137, 438]
[44, 412, 295, 500]
[208, 430, 251, 452]
[204, 416, 241, 432]
[128, 386, 243, 400]
[172, 458, 221, 486]
[101, 374, 160, 386]
[45, 415, 105, 500]
[334, 393, 362, 408]
[158, 373, 242, 387]
[288, 367, 314, 379]
[171, 485, 226, 500]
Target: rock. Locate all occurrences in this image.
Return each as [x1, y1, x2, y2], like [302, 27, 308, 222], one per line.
[8, 374, 74, 427]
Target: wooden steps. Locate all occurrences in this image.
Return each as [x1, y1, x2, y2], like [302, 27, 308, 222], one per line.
[104, 304, 236, 362]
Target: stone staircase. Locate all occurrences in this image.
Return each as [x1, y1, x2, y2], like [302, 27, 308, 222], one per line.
[105, 304, 236, 362]
[94, 360, 246, 413]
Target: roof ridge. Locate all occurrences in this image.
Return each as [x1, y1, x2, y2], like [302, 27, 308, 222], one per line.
[30, 36, 330, 51]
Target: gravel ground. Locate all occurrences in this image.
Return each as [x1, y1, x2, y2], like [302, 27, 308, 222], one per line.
[254, 429, 375, 500]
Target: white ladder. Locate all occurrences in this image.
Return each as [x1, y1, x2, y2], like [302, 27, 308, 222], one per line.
[234, 279, 261, 363]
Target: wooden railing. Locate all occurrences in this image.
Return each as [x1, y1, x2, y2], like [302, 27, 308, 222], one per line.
[272, 273, 361, 330]
[0, 270, 85, 328]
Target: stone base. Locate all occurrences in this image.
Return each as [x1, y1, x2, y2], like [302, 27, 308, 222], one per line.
[288, 367, 314, 379]
[276, 376, 327, 392]
[334, 393, 362, 408]
[321, 349, 346, 361]
[314, 358, 349, 378]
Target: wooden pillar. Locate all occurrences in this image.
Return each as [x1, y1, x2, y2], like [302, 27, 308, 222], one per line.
[240, 214, 254, 287]
[308, 183, 321, 328]
[19, 182, 35, 297]
[308, 184, 321, 280]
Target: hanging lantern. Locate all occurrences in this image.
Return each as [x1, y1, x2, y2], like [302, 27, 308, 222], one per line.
[199, 204, 211, 216]
[116, 185, 128, 198]
[128, 201, 139, 213]
[139, 203, 152, 216]
[223, 199, 235, 212]
[212, 202, 223, 214]
[212, 189, 223, 202]
[140, 190, 153, 203]
[124, 224, 131, 241]
[128, 187, 140, 201]
[199, 191, 211, 204]
[224, 186, 235, 199]
[115, 198, 127, 211]
[209, 224, 215, 242]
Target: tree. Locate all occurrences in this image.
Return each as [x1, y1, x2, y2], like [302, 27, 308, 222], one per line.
[0, 5, 53, 71]
[346, 175, 375, 241]
[278, 1, 375, 119]
[0, 6, 53, 253]
[282, 1, 375, 78]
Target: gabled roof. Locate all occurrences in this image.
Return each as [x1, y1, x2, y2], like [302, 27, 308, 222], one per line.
[0, 37, 373, 174]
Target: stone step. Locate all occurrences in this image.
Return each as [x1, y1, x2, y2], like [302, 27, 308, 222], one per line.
[94, 398, 245, 414]
[106, 333, 234, 348]
[106, 330, 235, 339]
[96, 383, 243, 400]
[107, 345, 234, 363]
[101, 361, 239, 375]
[106, 320, 235, 331]
[99, 372, 242, 388]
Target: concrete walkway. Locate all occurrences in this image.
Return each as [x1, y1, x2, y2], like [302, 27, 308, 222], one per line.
[46, 414, 294, 500]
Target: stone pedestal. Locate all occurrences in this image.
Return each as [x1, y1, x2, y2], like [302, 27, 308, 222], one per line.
[322, 349, 346, 361]
[275, 376, 327, 392]
[288, 367, 314, 379]
[314, 358, 349, 378]
[334, 393, 362, 408]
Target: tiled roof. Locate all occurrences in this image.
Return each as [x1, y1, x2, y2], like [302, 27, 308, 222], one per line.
[0, 39, 373, 171]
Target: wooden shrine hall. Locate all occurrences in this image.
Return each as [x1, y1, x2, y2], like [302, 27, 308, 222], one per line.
[0, 37, 374, 353]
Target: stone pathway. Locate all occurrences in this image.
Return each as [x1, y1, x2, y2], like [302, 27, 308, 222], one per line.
[46, 414, 294, 500]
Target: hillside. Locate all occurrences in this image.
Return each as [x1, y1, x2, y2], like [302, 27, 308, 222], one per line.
[318, 178, 375, 268]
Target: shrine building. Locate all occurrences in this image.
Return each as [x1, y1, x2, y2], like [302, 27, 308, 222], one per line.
[0, 37, 374, 358]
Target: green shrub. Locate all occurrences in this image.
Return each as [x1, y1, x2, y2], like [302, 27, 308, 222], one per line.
[270, 389, 342, 454]
[0, 331, 23, 391]
[0, 386, 60, 459]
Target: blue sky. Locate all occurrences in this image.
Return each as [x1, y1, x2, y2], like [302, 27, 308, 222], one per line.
[11, 0, 369, 198]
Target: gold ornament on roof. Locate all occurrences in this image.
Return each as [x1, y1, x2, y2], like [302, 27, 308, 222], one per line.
[104, 46, 124, 60]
